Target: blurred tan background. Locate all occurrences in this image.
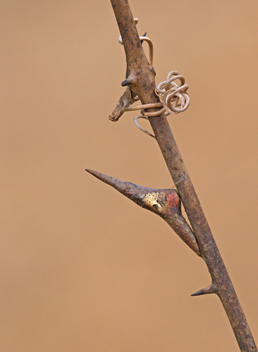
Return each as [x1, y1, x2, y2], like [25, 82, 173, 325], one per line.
[1, 1, 258, 351]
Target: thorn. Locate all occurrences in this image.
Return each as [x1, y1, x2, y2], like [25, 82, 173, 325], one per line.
[191, 283, 217, 297]
[121, 79, 131, 87]
[121, 74, 136, 87]
[141, 32, 147, 42]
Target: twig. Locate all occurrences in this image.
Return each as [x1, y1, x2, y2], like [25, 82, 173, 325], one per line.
[89, 1, 257, 350]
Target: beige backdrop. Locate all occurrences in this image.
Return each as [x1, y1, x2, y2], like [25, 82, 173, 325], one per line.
[1, 1, 258, 351]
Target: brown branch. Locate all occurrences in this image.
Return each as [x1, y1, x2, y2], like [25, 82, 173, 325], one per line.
[90, 1, 257, 350]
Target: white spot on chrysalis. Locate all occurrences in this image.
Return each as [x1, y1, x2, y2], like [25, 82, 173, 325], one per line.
[144, 192, 162, 210]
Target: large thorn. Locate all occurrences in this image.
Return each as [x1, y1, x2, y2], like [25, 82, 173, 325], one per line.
[86, 169, 201, 256]
[191, 283, 217, 297]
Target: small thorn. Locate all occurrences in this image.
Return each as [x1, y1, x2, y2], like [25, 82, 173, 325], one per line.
[121, 79, 131, 87]
[141, 31, 147, 42]
[121, 74, 136, 87]
[191, 283, 216, 297]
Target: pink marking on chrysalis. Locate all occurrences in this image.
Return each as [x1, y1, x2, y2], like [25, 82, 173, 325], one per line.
[167, 191, 180, 209]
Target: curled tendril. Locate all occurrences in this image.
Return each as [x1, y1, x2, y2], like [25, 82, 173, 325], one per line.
[155, 71, 190, 115]
[115, 18, 190, 137]
[118, 18, 154, 66]
[132, 71, 190, 137]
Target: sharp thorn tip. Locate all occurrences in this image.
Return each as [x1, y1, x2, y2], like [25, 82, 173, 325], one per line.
[191, 283, 216, 297]
[121, 79, 130, 87]
[191, 290, 204, 297]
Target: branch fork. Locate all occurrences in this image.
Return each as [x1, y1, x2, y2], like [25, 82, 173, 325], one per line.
[86, 169, 200, 256]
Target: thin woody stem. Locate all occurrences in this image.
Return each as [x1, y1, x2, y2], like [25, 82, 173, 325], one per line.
[110, 0, 257, 351]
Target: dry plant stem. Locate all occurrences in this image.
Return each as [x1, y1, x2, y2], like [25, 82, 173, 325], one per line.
[110, 0, 257, 351]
